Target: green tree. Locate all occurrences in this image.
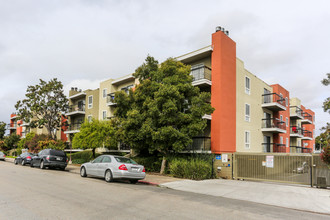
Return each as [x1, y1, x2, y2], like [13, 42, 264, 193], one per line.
[115, 56, 214, 174]
[1, 134, 20, 152]
[322, 73, 330, 113]
[15, 78, 68, 140]
[72, 119, 117, 158]
[0, 121, 6, 140]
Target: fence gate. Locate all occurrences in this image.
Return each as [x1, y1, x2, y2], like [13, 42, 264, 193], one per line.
[233, 153, 316, 186]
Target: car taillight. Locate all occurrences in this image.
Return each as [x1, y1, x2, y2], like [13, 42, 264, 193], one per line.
[26, 156, 31, 159]
[142, 168, 145, 172]
[3, 155, 5, 157]
[118, 164, 128, 171]
[66, 158, 68, 163]
[46, 156, 50, 160]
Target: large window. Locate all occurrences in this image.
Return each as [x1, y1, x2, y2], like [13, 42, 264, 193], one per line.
[245, 76, 250, 95]
[245, 131, 250, 149]
[88, 95, 93, 109]
[245, 104, 250, 122]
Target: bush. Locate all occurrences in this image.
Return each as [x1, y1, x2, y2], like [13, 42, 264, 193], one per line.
[132, 156, 162, 172]
[169, 157, 212, 180]
[69, 150, 101, 164]
[320, 145, 330, 165]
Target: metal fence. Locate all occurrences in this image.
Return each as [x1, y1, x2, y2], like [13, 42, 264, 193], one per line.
[233, 153, 329, 187]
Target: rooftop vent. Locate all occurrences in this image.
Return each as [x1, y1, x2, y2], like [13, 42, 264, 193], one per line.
[215, 26, 229, 36]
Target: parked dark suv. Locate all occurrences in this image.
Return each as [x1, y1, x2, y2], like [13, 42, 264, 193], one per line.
[30, 149, 68, 170]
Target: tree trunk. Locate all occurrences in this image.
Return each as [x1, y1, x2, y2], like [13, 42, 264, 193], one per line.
[160, 156, 167, 175]
[92, 148, 96, 159]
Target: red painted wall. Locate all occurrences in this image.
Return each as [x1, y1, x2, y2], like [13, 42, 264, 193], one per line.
[210, 31, 236, 153]
[271, 84, 290, 153]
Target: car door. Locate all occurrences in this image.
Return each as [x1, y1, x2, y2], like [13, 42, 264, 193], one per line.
[89, 156, 104, 176]
[35, 150, 44, 167]
[97, 156, 112, 177]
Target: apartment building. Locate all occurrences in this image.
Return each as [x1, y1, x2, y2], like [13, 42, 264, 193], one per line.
[64, 27, 315, 154]
[65, 74, 137, 149]
[8, 113, 67, 141]
[176, 27, 315, 154]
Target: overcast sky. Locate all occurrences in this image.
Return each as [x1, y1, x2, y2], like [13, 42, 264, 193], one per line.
[0, 0, 329, 135]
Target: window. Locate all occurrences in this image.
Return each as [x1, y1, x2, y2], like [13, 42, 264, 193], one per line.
[102, 156, 111, 163]
[280, 136, 283, 145]
[103, 89, 107, 98]
[245, 76, 250, 95]
[285, 97, 288, 107]
[102, 111, 107, 120]
[280, 115, 283, 122]
[245, 131, 250, 149]
[88, 115, 92, 123]
[245, 104, 250, 122]
[286, 117, 288, 127]
[88, 95, 93, 109]
[286, 138, 289, 148]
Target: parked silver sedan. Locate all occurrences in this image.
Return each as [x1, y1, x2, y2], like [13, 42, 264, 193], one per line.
[80, 155, 145, 184]
[0, 151, 5, 161]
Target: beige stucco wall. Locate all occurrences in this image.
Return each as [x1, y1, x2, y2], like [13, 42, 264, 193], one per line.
[236, 58, 273, 153]
[99, 78, 115, 120]
[85, 89, 100, 121]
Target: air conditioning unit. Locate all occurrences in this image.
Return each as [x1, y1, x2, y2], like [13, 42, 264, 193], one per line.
[316, 177, 327, 188]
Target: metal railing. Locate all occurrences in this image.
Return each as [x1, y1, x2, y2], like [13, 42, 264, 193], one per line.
[290, 106, 303, 118]
[262, 143, 287, 153]
[261, 118, 286, 130]
[262, 93, 285, 105]
[68, 104, 85, 113]
[302, 129, 313, 139]
[107, 93, 116, 104]
[290, 126, 303, 136]
[185, 137, 211, 151]
[191, 65, 212, 82]
[67, 123, 83, 131]
[8, 123, 17, 129]
[302, 112, 313, 122]
[290, 146, 302, 153]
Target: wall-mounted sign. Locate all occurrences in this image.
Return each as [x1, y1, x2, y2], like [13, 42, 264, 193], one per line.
[266, 156, 274, 168]
[222, 154, 228, 163]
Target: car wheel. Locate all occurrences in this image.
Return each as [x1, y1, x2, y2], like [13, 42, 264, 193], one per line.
[40, 160, 45, 169]
[21, 160, 25, 166]
[30, 162, 34, 168]
[14, 159, 17, 165]
[80, 167, 87, 177]
[129, 180, 138, 184]
[60, 167, 66, 171]
[105, 169, 113, 182]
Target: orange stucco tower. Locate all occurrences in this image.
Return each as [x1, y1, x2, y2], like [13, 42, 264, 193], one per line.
[210, 29, 236, 153]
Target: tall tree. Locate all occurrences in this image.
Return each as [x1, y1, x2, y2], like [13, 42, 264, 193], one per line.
[0, 121, 6, 140]
[15, 78, 68, 140]
[321, 73, 330, 113]
[115, 56, 214, 174]
[72, 119, 117, 158]
[1, 134, 20, 152]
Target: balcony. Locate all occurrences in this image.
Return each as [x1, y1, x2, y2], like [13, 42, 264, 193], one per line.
[301, 129, 313, 140]
[183, 137, 211, 153]
[112, 74, 135, 86]
[290, 146, 302, 153]
[66, 104, 85, 116]
[69, 92, 86, 100]
[262, 143, 287, 153]
[8, 123, 17, 130]
[290, 126, 304, 138]
[261, 118, 286, 133]
[302, 147, 312, 153]
[107, 93, 117, 106]
[202, 114, 212, 120]
[261, 93, 286, 111]
[301, 112, 313, 124]
[64, 123, 83, 134]
[191, 65, 212, 87]
[290, 106, 304, 119]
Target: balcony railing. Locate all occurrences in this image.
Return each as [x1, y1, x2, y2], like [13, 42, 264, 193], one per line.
[184, 137, 211, 152]
[261, 118, 286, 133]
[8, 123, 17, 129]
[262, 143, 286, 153]
[261, 93, 286, 111]
[302, 129, 313, 140]
[191, 65, 212, 86]
[290, 106, 304, 119]
[290, 126, 303, 137]
[302, 147, 312, 153]
[68, 123, 82, 131]
[68, 104, 85, 113]
[290, 146, 302, 153]
[107, 93, 116, 106]
[301, 112, 313, 124]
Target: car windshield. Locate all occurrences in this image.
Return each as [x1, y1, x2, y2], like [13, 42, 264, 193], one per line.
[0, 152, 3, 155]
[114, 157, 138, 164]
[22, 152, 32, 157]
[49, 150, 66, 157]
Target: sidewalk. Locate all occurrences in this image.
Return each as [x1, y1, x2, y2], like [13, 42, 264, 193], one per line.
[160, 179, 330, 215]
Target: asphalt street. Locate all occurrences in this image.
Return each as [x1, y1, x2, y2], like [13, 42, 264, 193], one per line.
[0, 161, 329, 220]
